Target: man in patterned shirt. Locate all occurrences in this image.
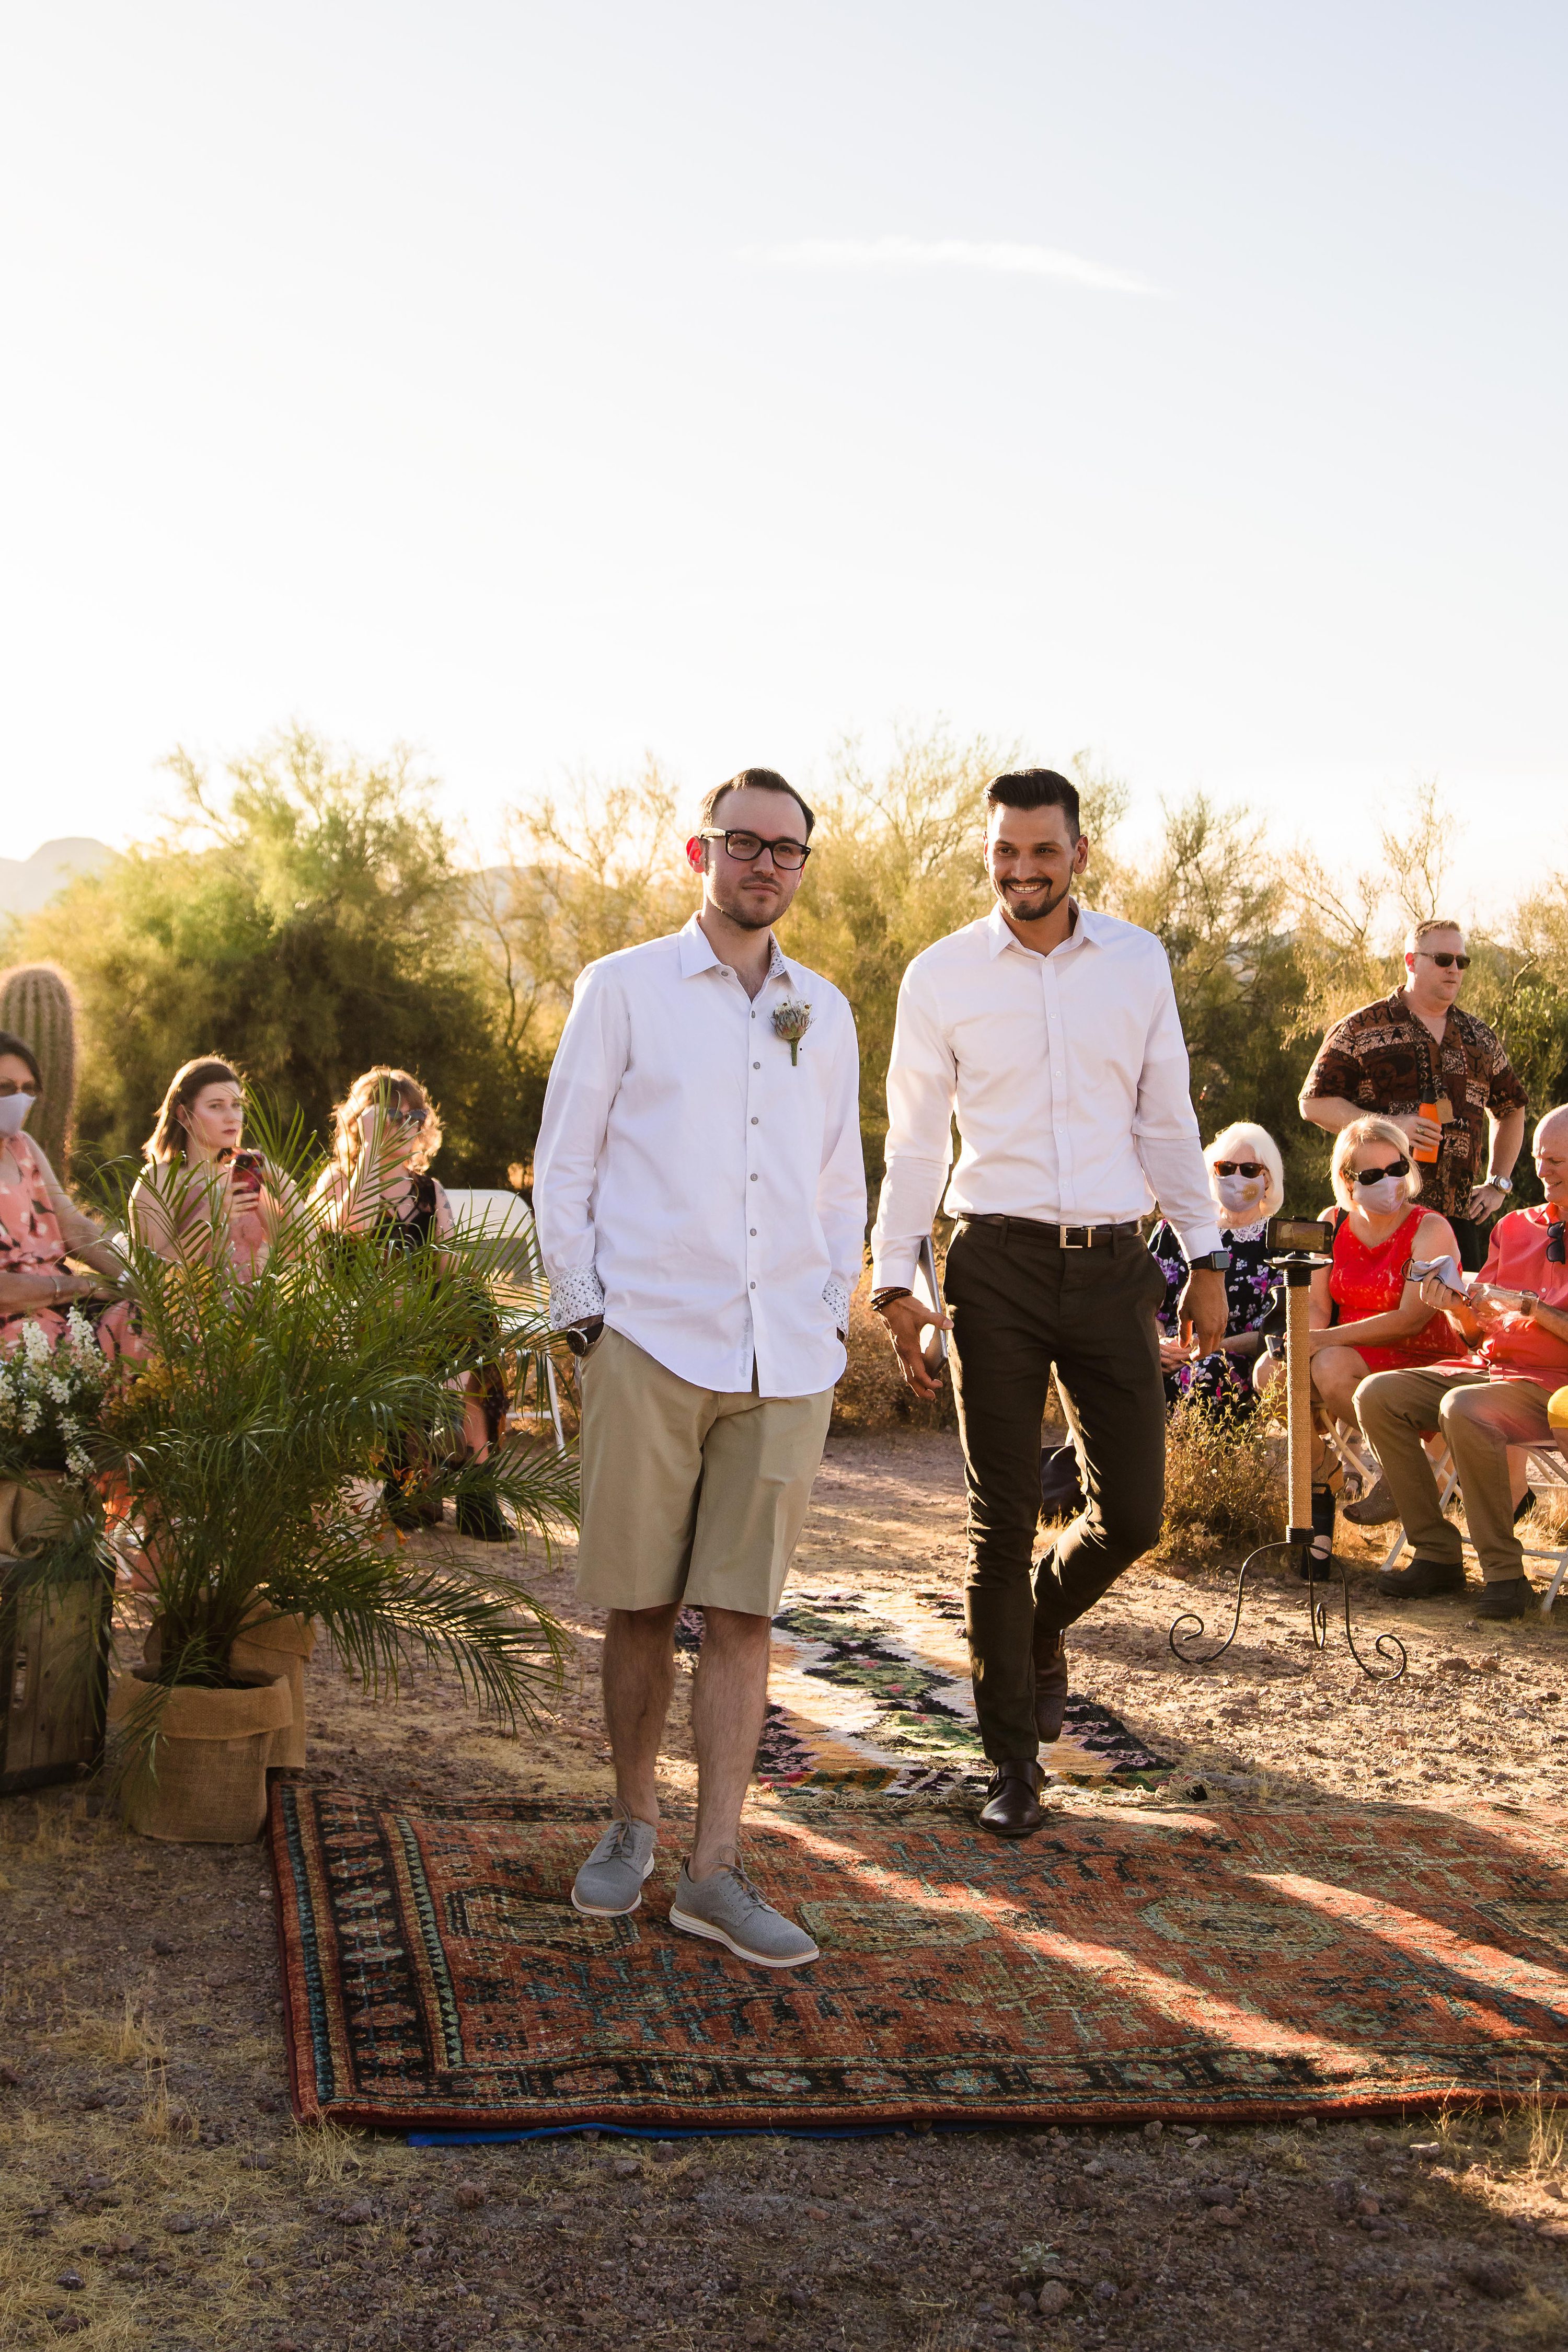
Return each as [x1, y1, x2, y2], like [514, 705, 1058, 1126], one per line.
[1300, 918, 1526, 1273]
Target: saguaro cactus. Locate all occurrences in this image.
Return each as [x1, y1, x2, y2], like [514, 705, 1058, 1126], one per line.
[0, 963, 78, 1172]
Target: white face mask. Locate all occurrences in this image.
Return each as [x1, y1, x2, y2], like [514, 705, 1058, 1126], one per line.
[0, 1091, 35, 1138]
[1215, 1171, 1266, 1216]
[1354, 1172, 1406, 1216]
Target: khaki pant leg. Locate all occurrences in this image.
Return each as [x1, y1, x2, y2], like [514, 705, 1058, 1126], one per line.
[1354, 1366, 1485, 1566]
[575, 1330, 717, 1612]
[681, 1388, 835, 1619]
[1439, 1380, 1552, 1583]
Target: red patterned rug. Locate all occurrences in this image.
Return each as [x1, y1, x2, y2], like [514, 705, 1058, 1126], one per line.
[269, 1784, 1568, 2134]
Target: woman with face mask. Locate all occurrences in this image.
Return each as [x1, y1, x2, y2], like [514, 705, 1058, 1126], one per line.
[129, 1057, 301, 1281]
[1149, 1122, 1284, 1417]
[1255, 1113, 1456, 1567]
[0, 1029, 138, 1356]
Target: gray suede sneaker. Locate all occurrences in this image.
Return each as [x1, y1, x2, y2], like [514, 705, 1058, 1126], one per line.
[570, 1814, 658, 1918]
[668, 1862, 820, 1968]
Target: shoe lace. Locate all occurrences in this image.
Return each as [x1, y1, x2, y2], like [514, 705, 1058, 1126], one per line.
[714, 1865, 771, 1918]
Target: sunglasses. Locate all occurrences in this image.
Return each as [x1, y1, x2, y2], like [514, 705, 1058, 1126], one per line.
[1214, 1161, 1265, 1179]
[387, 1108, 428, 1129]
[1352, 1158, 1411, 1185]
[1417, 950, 1470, 970]
[1549, 1224, 1565, 1266]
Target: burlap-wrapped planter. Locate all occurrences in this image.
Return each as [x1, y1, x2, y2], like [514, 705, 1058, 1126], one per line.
[229, 1611, 316, 1769]
[0, 1473, 75, 1557]
[142, 1609, 317, 1771]
[109, 1668, 292, 1843]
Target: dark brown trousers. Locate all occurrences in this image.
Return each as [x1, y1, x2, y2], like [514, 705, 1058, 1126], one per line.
[943, 1216, 1168, 1764]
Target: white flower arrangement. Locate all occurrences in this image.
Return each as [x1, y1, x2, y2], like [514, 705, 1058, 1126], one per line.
[0, 1310, 114, 1492]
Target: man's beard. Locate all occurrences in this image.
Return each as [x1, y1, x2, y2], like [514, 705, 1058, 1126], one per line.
[712, 883, 779, 932]
[1000, 872, 1071, 924]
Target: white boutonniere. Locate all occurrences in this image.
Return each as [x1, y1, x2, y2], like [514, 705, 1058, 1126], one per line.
[772, 997, 812, 1066]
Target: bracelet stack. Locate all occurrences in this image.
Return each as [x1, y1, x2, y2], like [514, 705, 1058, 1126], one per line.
[870, 1286, 912, 1313]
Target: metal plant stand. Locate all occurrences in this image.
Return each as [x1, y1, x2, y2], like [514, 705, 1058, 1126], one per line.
[1169, 1241, 1406, 1682]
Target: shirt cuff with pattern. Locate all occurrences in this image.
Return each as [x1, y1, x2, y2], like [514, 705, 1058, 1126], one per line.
[547, 1266, 606, 1332]
[823, 1274, 851, 1334]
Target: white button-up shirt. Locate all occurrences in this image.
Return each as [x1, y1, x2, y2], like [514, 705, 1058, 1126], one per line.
[534, 917, 866, 1398]
[870, 901, 1222, 1286]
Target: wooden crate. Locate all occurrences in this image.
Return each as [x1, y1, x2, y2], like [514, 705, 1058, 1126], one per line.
[1, 1481, 110, 1795]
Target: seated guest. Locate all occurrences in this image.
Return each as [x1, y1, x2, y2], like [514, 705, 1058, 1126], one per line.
[313, 1066, 514, 1543]
[0, 1031, 137, 1356]
[1255, 1115, 1456, 1569]
[130, 1057, 301, 1280]
[1358, 1103, 1568, 1620]
[1151, 1122, 1284, 1416]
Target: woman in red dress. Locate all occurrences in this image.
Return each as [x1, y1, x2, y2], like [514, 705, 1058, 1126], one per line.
[1257, 1114, 1455, 1566]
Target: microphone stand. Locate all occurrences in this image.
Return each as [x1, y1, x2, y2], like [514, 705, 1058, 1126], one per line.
[1169, 1239, 1406, 1682]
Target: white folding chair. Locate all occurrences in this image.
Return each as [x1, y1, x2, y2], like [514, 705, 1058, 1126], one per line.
[443, 1187, 565, 1451]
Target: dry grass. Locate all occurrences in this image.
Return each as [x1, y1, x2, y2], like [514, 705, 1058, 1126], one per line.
[1154, 1400, 1284, 1563]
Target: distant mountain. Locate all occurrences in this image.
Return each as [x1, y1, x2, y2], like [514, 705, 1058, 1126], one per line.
[0, 837, 118, 921]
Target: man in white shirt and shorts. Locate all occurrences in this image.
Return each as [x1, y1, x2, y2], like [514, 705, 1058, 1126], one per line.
[871, 768, 1225, 1838]
[533, 769, 864, 1967]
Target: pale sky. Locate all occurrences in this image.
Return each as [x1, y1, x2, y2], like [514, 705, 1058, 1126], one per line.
[2, 2, 1564, 912]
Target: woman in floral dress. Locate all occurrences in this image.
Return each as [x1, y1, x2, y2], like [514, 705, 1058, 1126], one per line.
[0, 1030, 138, 1359]
[1148, 1121, 1284, 1419]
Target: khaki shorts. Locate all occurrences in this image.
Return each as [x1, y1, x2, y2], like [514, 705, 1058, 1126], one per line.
[575, 1327, 834, 1616]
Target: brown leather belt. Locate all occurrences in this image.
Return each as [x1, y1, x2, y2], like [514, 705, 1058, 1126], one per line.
[955, 1214, 1144, 1250]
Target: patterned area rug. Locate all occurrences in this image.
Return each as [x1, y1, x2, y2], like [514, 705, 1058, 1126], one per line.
[270, 1784, 1568, 2133]
[678, 1588, 1169, 1796]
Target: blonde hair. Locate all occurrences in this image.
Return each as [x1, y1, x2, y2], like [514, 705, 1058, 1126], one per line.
[144, 1057, 244, 1165]
[1331, 1114, 1422, 1212]
[330, 1067, 443, 1177]
[1406, 916, 1464, 952]
[1206, 1121, 1285, 1219]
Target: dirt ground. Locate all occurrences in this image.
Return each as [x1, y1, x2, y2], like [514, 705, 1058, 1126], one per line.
[3, 1428, 1567, 2351]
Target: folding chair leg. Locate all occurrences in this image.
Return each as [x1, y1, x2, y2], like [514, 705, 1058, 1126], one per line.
[1542, 1549, 1568, 1617]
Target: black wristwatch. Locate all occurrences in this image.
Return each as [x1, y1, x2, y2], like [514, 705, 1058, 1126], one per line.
[564, 1318, 604, 1357]
[1188, 1249, 1233, 1273]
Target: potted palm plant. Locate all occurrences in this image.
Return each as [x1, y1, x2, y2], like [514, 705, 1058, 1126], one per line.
[74, 1124, 577, 1842]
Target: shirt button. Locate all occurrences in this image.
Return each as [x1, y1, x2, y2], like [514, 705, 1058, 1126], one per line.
[753, 1062, 760, 1069]
[750, 1173, 758, 1182]
[751, 1116, 759, 1125]
[750, 1228, 757, 1237]
[750, 1281, 756, 1290]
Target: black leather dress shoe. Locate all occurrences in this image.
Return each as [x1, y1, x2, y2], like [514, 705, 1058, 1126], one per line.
[1376, 1555, 1467, 1599]
[1034, 1632, 1068, 1745]
[978, 1759, 1046, 1838]
[1476, 1576, 1532, 1620]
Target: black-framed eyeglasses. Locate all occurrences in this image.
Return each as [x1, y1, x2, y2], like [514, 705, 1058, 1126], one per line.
[1352, 1158, 1411, 1185]
[1214, 1161, 1266, 1179]
[700, 829, 811, 871]
[1548, 1224, 1565, 1266]
[1416, 950, 1470, 970]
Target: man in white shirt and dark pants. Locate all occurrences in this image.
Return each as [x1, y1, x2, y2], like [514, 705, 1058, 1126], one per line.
[871, 768, 1226, 1837]
[534, 769, 864, 1965]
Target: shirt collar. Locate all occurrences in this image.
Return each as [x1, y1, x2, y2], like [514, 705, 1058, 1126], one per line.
[677, 913, 794, 988]
[985, 897, 1102, 960]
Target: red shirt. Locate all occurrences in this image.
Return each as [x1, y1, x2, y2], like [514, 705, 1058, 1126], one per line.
[1459, 1205, 1568, 1387]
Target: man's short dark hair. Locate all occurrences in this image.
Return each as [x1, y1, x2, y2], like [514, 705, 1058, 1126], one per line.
[700, 768, 815, 840]
[984, 767, 1080, 839]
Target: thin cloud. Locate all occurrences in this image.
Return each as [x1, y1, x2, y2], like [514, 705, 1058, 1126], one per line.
[748, 236, 1158, 295]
